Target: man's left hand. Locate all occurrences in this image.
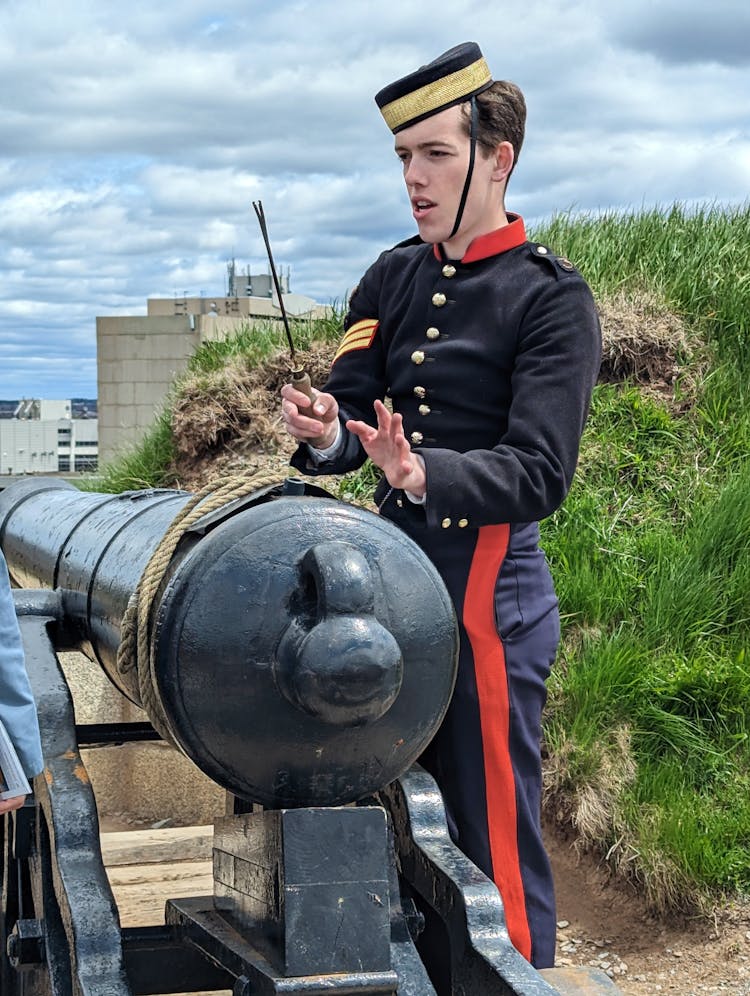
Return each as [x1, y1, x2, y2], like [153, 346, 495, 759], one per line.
[346, 400, 426, 498]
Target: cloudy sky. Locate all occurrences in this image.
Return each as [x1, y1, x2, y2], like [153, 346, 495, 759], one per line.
[1, 0, 748, 399]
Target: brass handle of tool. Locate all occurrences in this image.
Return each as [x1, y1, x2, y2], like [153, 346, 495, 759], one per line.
[292, 368, 314, 413]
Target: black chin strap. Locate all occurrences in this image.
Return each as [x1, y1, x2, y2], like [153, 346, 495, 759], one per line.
[445, 95, 478, 247]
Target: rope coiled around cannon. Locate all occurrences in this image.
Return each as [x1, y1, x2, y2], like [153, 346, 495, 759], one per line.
[116, 472, 283, 741]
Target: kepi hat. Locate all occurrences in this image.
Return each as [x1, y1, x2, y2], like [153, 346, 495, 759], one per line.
[375, 42, 493, 134]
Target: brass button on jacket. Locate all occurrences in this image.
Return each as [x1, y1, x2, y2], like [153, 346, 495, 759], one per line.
[411, 350, 425, 365]
[426, 327, 440, 340]
[410, 431, 424, 445]
[413, 385, 426, 398]
[442, 264, 456, 278]
[441, 517, 451, 529]
[458, 518, 469, 528]
[432, 292, 447, 307]
[418, 404, 431, 416]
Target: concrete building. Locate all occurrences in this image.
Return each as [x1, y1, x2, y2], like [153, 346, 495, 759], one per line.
[97, 266, 330, 465]
[0, 401, 98, 475]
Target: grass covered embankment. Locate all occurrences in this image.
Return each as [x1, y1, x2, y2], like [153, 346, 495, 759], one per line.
[536, 205, 750, 913]
[95, 203, 750, 915]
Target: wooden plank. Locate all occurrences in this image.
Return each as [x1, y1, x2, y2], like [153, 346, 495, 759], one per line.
[101, 826, 215, 925]
[106, 859, 213, 889]
[100, 824, 213, 867]
[106, 861, 213, 927]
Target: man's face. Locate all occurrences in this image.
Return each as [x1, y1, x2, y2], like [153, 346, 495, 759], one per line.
[394, 104, 511, 255]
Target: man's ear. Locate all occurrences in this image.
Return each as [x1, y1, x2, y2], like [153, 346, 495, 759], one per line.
[491, 141, 515, 183]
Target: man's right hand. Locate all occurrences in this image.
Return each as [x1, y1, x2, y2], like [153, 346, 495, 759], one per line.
[280, 383, 340, 449]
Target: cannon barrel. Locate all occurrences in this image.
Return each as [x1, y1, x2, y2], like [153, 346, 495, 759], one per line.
[0, 476, 458, 808]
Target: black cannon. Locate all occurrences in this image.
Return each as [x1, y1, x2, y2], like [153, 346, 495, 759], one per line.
[0, 476, 618, 996]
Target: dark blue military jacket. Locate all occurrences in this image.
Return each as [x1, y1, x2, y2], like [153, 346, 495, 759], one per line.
[292, 216, 601, 531]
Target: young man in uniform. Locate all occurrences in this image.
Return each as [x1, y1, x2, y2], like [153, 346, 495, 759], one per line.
[281, 42, 601, 968]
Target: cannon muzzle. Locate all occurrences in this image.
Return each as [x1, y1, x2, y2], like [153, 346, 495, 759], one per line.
[0, 476, 458, 808]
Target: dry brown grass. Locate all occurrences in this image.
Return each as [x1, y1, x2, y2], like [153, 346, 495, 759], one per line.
[544, 726, 636, 843]
[540, 724, 691, 908]
[597, 290, 703, 407]
[168, 342, 337, 490]
[170, 364, 281, 458]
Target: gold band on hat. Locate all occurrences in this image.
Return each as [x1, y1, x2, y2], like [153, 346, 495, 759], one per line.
[379, 57, 491, 132]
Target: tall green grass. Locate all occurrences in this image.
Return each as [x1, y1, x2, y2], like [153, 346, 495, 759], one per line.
[183, 309, 345, 374]
[539, 204, 750, 909]
[82, 407, 176, 493]
[535, 203, 750, 365]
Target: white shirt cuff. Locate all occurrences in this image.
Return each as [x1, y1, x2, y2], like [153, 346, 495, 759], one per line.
[306, 421, 343, 464]
[405, 454, 427, 504]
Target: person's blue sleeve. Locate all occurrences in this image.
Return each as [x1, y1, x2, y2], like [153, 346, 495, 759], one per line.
[0, 549, 44, 778]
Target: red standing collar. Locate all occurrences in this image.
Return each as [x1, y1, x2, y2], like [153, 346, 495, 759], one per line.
[433, 214, 527, 264]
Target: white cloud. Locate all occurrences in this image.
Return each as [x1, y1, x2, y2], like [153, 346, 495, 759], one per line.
[604, 1, 750, 66]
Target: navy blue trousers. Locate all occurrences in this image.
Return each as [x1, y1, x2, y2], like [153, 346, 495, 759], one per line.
[387, 506, 559, 969]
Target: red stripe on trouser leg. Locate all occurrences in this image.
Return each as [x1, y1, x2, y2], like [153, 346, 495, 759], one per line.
[462, 523, 532, 963]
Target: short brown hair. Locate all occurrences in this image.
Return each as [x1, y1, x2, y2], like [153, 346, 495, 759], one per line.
[462, 80, 526, 178]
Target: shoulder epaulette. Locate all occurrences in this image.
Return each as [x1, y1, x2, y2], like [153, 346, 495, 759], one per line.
[528, 242, 579, 277]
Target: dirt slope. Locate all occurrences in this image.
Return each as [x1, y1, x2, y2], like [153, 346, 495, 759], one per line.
[548, 827, 750, 994]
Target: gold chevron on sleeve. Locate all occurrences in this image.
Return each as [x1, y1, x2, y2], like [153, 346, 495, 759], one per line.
[333, 318, 379, 364]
